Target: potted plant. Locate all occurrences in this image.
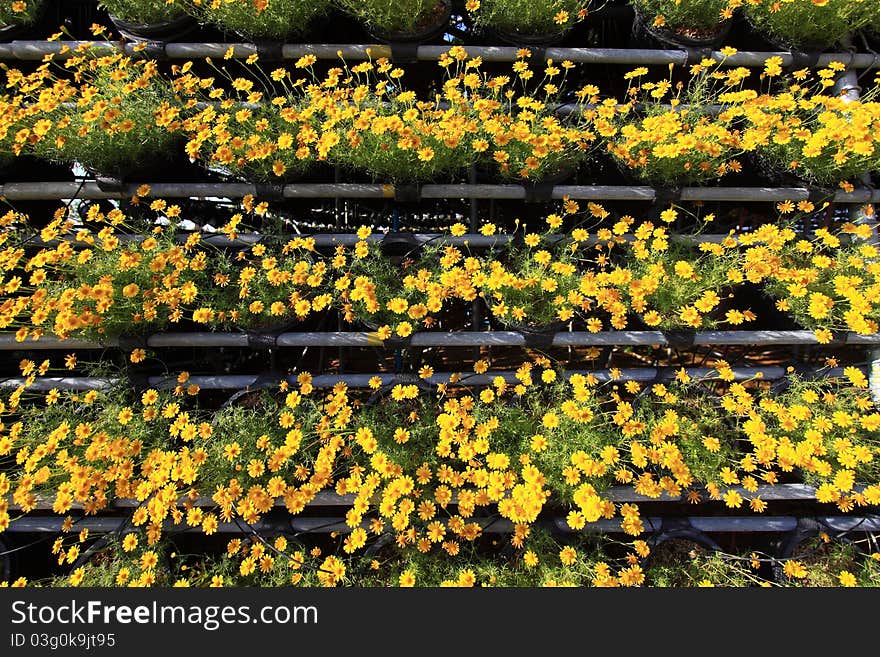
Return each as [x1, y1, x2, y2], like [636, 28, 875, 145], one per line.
[0, 0, 43, 40]
[180, 0, 332, 41]
[749, 371, 880, 505]
[644, 537, 771, 586]
[606, 62, 746, 186]
[741, 68, 880, 187]
[98, 0, 197, 42]
[750, 221, 880, 341]
[204, 385, 350, 514]
[332, 232, 474, 334]
[3, 210, 330, 340]
[169, 542, 322, 587]
[631, 0, 733, 49]
[467, 0, 592, 45]
[627, 378, 745, 496]
[613, 218, 750, 331]
[743, 0, 876, 50]
[327, 58, 482, 183]
[477, 55, 600, 182]
[7, 381, 188, 515]
[11, 48, 187, 184]
[774, 530, 880, 587]
[58, 532, 175, 587]
[357, 527, 613, 587]
[474, 230, 594, 334]
[183, 98, 322, 183]
[514, 376, 620, 506]
[335, 0, 452, 42]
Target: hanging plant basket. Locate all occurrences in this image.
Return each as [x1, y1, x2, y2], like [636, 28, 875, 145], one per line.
[631, 4, 732, 49]
[108, 12, 198, 43]
[369, 0, 452, 43]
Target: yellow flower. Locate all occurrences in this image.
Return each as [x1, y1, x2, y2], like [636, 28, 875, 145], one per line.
[838, 570, 857, 587]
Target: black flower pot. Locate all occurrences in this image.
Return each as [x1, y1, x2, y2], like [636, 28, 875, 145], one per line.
[642, 527, 723, 586]
[631, 4, 732, 49]
[369, 0, 452, 43]
[108, 12, 197, 43]
[771, 519, 874, 587]
[0, 21, 29, 41]
[490, 24, 570, 47]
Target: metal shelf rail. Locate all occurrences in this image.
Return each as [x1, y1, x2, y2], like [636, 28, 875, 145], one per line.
[2, 182, 877, 202]
[0, 40, 876, 68]
[0, 330, 877, 351]
[0, 367, 851, 391]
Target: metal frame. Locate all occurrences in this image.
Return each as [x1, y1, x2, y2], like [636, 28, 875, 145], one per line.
[2, 182, 877, 202]
[4, 484, 865, 513]
[0, 40, 876, 68]
[0, 330, 877, 351]
[0, 367, 851, 391]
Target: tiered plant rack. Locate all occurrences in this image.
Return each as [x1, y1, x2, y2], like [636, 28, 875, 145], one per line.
[2, 1, 880, 580]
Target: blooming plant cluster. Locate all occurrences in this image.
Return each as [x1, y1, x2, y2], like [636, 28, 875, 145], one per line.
[2, 40, 880, 190]
[740, 60, 880, 185]
[179, 47, 600, 183]
[1, 198, 879, 341]
[6, 43, 186, 178]
[605, 59, 747, 185]
[465, 0, 593, 41]
[177, 0, 332, 41]
[0, 203, 327, 340]
[0, 356, 878, 587]
[742, 0, 877, 49]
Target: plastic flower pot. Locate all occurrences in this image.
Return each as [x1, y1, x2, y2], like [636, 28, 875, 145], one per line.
[642, 527, 723, 586]
[631, 3, 732, 49]
[476, 159, 580, 185]
[368, 0, 453, 43]
[83, 145, 206, 190]
[772, 519, 877, 587]
[108, 12, 198, 43]
[490, 24, 571, 46]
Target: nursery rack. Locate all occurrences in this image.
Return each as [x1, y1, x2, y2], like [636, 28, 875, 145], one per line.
[2, 182, 877, 202]
[0, 40, 876, 68]
[2, 330, 879, 350]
